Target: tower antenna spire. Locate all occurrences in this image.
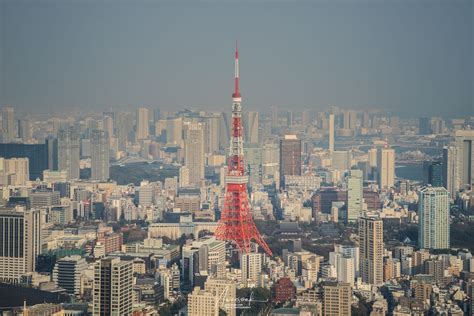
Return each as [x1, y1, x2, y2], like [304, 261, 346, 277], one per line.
[233, 40, 240, 98]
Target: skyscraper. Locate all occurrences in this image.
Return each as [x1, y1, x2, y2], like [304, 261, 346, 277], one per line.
[117, 112, 133, 151]
[91, 130, 110, 181]
[0, 207, 41, 283]
[359, 217, 383, 285]
[346, 169, 363, 223]
[243, 111, 259, 144]
[443, 146, 460, 199]
[454, 130, 474, 188]
[279, 135, 302, 185]
[205, 115, 220, 154]
[18, 118, 32, 143]
[136, 107, 150, 141]
[423, 160, 443, 187]
[418, 186, 450, 250]
[166, 117, 184, 146]
[328, 113, 335, 153]
[184, 123, 205, 186]
[93, 257, 133, 316]
[1, 107, 15, 142]
[58, 127, 80, 180]
[377, 147, 395, 189]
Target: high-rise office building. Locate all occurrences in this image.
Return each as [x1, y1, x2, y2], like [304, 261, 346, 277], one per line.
[0, 207, 41, 282]
[243, 111, 259, 144]
[136, 107, 150, 141]
[322, 281, 352, 316]
[418, 186, 450, 250]
[359, 217, 383, 285]
[454, 130, 474, 188]
[0, 143, 48, 180]
[117, 112, 133, 151]
[205, 115, 220, 154]
[93, 257, 133, 316]
[91, 130, 110, 181]
[443, 146, 460, 199]
[18, 118, 32, 143]
[279, 135, 301, 185]
[328, 113, 335, 153]
[58, 127, 80, 180]
[423, 160, 443, 187]
[102, 115, 114, 139]
[342, 110, 357, 130]
[53, 255, 88, 296]
[419, 117, 431, 135]
[166, 117, 184, 146]
[346, 169, 363, 223]
[244, 143, 263, 186]
[184, 123, 204, 186]
[1, 107, 15, 141]
[219, 112, 232, 151]
[46, 136, 59, 171]
[377, 147, 395, 189]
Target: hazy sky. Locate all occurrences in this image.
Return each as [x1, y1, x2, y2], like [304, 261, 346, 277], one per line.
[0, 0, 472, 117]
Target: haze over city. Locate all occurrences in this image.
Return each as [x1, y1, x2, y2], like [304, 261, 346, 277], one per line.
[0, 1, 473, 315]
[1, 0, 472, 116]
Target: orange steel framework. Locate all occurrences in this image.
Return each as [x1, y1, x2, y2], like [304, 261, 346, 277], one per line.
[214, 43, 273, 257]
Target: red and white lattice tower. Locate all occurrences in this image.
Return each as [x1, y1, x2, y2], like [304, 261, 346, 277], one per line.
[215, 43, 273, 257]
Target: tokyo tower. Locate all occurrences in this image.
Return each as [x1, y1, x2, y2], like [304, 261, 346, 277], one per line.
[215, 43, 273, 257]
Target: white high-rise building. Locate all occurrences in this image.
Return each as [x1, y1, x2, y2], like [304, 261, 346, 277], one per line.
[377, 147, 395, 189]
[346, 169, 363, 223]
[53, 255, 88, 296]
[91, 130, 110, 181]
[93, 257, 133, 316]
[334, 245, 359, 278]
[0, 207, 41, 282]
[240, 252, 262, 286]
[328, 113, 335, 153]
[359, 217, 383, 285]
[136, 107, 149, 141]
[58, 127, 80, 179]
[418, 186, 450, 250]
[184, 123, 205, 186]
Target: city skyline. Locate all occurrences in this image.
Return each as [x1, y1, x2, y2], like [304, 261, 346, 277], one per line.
[1, 0, 472, 117]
